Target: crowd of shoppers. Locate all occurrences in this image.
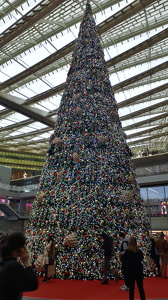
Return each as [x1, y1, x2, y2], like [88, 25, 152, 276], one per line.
[0, 230, 167, 300]
[99, 231, 167, 300]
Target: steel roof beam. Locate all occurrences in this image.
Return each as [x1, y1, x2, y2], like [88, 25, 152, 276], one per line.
[23, 61, 168, 105]
[1, 0, 26, 15]
[0, 0, 155, 66]
[127, 123, 168, 139]
[128, 131, 168, 145]
[1, 27, 167, 92]
[98, 0, 156, 34]
[0, 127, 51, 142]
[118, 82, 168, 109]
[0, 0, 67, 48]
[120, 98, 168, 121]
[0, 0, 160, 91]
[107, 29, 168, 67]
[0, 92, 55, 127]
[114, 61, 168, 92]
[123, 112, 168, 131]
[0, 119, 34, 133]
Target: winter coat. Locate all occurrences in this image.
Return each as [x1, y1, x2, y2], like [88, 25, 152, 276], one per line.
[101, 234, 113, 257]
[0, 256, 38, 300]
[122, 249, 144, 279]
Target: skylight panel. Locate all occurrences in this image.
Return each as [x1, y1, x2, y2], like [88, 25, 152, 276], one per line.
[0, 0, 42, 34]
[10, 90, 28, 100]
[23, 80, 50, 94]
[95, 0, 135, 25]
[0, 71, 11, 82]
[11, 86, 36, 98]
[22, 46, 55, 67]
[44, 69, 67, 86]
[39, 99, 58, 111]
[125, 126, 156, 135]
[28, 122, 48, 130]
[115, 81, 168, 103]
[52, 26, 79, 50]
[7, 113, 28, 122]
[7, 125, 43, 137]
[31, 103, 49, 112]
[0, 104, 5, 110]
[47, 95, 62, 108]
[121, 115, 154, 127]
[127, 136, 151, 143]
[30, 135, 48, 141]
[7, 130, 28, 137]
[2, 61, 25, 78]
[119, 99, 166, 118]
[0, 119, 15, 126]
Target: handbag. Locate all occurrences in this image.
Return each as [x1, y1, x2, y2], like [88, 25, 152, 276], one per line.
[47, 264, 55, 277]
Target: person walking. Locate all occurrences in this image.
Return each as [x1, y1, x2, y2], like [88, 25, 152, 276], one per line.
[0, 232, 38, 300]
[122, 236, 146, 300]
[119, 232, 129, 291]
[100, 232, 113, 284]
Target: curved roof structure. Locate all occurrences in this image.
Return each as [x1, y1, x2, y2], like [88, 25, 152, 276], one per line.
[0, 0, 168, 157]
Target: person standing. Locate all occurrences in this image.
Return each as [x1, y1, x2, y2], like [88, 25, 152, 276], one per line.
[149, 237, 160, 276]
[0, 232, 38, 300]
[41, 234, 55, 283]
[100, 232, 113, 284]
[122, 236, 146, 300]
[155, 232, 168, 278]
[119, 232, 129, 291]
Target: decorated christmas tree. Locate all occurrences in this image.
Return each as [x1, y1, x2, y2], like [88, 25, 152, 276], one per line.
[27, 0, 151, 280]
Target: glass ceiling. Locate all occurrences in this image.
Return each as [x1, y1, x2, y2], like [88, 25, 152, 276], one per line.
[0, 0, 168, 157]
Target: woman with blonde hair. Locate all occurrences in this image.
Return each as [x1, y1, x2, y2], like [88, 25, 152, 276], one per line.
[122, 236, 146, 300]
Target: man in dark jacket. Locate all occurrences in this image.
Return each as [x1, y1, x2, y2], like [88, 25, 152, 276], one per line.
[100, 232, 113, 284]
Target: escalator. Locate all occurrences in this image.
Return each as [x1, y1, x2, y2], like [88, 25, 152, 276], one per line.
[0, 203, 27, 220]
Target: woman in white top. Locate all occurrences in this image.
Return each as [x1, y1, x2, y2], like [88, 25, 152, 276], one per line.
[41, 235, 55, 283]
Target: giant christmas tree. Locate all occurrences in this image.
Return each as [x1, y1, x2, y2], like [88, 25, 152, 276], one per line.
[27, 0, 151, 280]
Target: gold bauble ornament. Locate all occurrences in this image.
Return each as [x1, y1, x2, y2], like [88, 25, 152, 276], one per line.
[57, 170, 64, 181]
[74, 93, 81, 100]
[53, 137, 62, 146]
[76, 106, 83, 115]
[122, 190, 134, 202]
[97, 135, 108, 143]
[73, 152, 80, 162]
[128, 174, 135, 184]
[63, 232, 78, 248]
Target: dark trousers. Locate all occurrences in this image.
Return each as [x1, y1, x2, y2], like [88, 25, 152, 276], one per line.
[122, 261, 129, 287]
[154, 255, 160, 274]
[44, 264, 49, 279]
[129, 276, 146, 300]
[103, 256, 111, 280]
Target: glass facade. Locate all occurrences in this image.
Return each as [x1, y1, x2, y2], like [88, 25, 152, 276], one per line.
[140, 185, 168, 223]
[1, 184, 168, 230]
